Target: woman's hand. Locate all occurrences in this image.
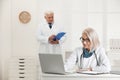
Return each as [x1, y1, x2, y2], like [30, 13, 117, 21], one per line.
[76, 68, 92, 73]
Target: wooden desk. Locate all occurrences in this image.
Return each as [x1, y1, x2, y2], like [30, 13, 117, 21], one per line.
[42, 73, 120, 80]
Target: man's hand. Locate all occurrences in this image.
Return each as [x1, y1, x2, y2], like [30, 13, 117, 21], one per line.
[49, 35, 55, 42]
[50, 40, 59, 44]
[48, 35, 59, 44]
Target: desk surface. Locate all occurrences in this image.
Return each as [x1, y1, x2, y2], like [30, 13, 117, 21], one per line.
[42, 73, 120, 78]
[42, 73, 120, 80]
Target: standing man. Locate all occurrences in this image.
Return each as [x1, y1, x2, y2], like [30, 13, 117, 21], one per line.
[37, 11, 66, 54]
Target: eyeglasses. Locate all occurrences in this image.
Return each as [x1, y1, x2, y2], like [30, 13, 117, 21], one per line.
[80, 37, 90, 42]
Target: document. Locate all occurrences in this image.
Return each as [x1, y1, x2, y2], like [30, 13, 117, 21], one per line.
[78, 71, 105, 75]
[53, 32, 66, 41]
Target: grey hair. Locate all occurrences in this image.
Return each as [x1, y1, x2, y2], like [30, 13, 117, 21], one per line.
[44, 11, 54, 17]
[82, 27, 100, 51]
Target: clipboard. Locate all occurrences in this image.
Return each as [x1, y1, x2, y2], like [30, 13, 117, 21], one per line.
[53, 32, 66, 41]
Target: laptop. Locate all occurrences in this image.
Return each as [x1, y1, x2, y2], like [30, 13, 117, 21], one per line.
[39, 53, 68, 75]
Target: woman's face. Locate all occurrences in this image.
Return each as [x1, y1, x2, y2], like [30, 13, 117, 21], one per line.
[81, 34, 91, 50]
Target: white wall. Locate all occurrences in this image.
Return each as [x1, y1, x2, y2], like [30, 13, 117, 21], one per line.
[1, 0, 11, 80]
[1, 0, 120, 80]
[11, 0, 38, 56]
[0, 1, 2, 80]
[106, 0, 120, 50]
[71, 0, 106, 50]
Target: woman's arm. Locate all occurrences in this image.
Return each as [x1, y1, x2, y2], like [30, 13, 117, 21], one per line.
[92, 47, 111, 73]
[64, 50, 78, 72]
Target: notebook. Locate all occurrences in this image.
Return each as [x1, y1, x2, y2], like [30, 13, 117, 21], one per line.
[39, 53, 68, 75]
[78, 71, 105, 75]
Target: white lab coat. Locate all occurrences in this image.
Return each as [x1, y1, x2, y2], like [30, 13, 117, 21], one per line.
[37, 22, 66, 54]
[64, 46, 111, 73]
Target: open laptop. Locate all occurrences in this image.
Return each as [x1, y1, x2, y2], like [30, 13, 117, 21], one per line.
[39, 53, 68, 75]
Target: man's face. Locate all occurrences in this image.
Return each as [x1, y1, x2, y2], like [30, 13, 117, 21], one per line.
[45, 14, 54, 23]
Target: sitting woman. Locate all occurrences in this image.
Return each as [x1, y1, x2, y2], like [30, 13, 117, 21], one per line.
[64, 27, 111, 73]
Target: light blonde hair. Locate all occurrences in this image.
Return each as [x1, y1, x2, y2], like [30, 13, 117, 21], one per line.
[82, 27, 100, 51]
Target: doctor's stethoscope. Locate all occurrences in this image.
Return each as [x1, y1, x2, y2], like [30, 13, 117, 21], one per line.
[78, 51, 100, 69]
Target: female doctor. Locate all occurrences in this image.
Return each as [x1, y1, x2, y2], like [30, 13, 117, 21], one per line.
[64, 27, 111, 73]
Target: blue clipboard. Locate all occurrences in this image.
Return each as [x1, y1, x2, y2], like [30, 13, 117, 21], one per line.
[53, 32, 66, 41]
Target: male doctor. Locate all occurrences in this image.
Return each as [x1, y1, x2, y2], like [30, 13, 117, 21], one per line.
[37, 11, 66, 54]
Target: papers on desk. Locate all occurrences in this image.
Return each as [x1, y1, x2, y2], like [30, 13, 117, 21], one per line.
[78, 71, 105, 75]
[53, 32, 66, 41]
